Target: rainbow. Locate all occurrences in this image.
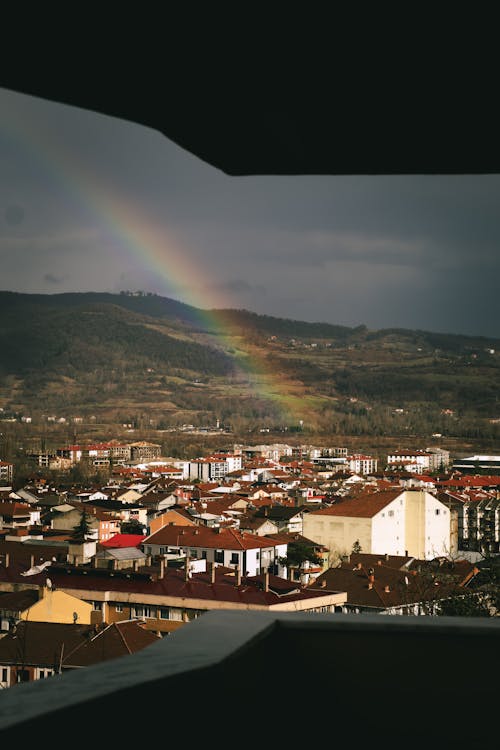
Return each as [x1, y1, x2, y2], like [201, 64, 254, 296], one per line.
[1, 90, 307, 424]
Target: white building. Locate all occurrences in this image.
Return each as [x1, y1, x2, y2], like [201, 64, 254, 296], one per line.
[303, 489, 453, 561]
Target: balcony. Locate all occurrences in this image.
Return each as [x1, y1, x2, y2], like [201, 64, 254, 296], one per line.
[0, 610, 499, 746]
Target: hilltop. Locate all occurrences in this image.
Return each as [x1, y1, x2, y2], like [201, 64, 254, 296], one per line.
[0, 290, 499, 442]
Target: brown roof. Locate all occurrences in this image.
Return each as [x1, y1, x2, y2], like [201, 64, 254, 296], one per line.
[0, 560, 343, 608]
[64, 620, 160, 666]
[0, 502, 33, 516]
[0, 589, 39, 613]
[144, 525, 279, 550]
[0, 621, 91, 667]
[308, 555, 478, 610]
[0, 620, 160, 669]
[308, 490, 403, 518]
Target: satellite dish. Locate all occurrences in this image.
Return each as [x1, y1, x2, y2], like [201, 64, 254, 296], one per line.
[46, 578, 52, 589]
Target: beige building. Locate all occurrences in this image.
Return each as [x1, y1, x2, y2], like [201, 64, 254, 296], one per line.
[303, 489, 454, 562]
[20, 584, 94, 625]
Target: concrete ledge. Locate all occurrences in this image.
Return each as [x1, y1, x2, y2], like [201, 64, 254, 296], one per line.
[1, 611, 499, 744]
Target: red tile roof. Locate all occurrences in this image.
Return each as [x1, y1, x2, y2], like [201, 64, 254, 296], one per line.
[144, 525, 279, 550]
[101, 534, 146, 548]
[308, 490, 403, 518]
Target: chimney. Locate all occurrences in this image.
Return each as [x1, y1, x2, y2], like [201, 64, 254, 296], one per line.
[384, 585, 391, 593]
[210, 561, 216, 584]
[263, 567, 269, 593]
[184, 555, 191, 582]
[368, 582, 373, 590]
[355, 562, 362, 570]
[159, 557, 165, 579]
[4, 553, 9, 568]
[377, 559, 382, 565]
[132, 559, 138, 572]
[385, 553, 390, 560]
[236, 565, 241, 586]
[321, 579, 327, 588]
[30, 555, 35, 568]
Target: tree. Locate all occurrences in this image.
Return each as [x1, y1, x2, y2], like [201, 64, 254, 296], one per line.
[71, 510, 93, 543]
[279, 541, 322, 571]
[121, 519, 145, 535]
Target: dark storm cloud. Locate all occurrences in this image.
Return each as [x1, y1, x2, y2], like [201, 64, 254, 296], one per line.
[1, 86, 499, 338]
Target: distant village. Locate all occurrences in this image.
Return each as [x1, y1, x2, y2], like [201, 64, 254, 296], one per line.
[1, 438, 500, 689]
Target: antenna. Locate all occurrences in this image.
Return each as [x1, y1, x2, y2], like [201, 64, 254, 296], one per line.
[46, 578, 52, 589]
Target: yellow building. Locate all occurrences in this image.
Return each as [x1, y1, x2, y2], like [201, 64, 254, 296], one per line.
[20, 585, 94, 625]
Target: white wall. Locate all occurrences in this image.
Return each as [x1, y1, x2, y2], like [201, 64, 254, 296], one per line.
[371, 495, 405, 556]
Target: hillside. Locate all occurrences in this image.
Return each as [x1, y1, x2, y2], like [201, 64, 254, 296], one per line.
[0, 290, 499, 441]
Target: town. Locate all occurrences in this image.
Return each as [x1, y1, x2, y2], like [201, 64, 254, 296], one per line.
[1, 436, 499, 689]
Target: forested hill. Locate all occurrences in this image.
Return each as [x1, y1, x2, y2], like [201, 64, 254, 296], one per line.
[0, 290, 499, 437]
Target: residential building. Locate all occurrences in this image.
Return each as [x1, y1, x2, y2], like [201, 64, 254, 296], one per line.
[308, 552, 480, 615]
[0, 620, 160, 688]
[346, 454, 378, 475]
[303, 489, 453, 561]
[129, 442, 162, 461]
[142, 525, 288, 577]
[0, 462, 14, 484]
[0, 556, 348, 635]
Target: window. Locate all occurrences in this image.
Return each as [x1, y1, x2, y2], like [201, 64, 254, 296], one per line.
[214, 550, 224, 563]
[116, 604, 123, 613]
[93, 602, 102, 611]
[1, 667, 8, 682]
[388, 510, 394, 517]
[190, 549, 198, 558]
[159, 607, 169, 619]
[435, 509, 440, 515]
[230, 552, 239, 565]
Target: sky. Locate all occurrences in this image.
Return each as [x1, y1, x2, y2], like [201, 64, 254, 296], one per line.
[1, 86, 499, 339]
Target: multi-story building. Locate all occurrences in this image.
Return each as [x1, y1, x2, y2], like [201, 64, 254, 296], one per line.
[303, 489, 453, 561]
[346, 454, 378, 475]
[142, 525, 288, 577]
[0, 462, 13, 484]
[386, 450, 433, 472]
[129, 442, 162, 462]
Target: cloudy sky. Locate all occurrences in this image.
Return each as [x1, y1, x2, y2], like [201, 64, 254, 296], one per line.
[1, 86, 499, 338]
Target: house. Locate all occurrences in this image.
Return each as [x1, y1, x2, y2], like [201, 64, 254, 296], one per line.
[0, 501, 40, 530]
[142, 525, 288, 576]
[50, 503, 121, 544]
[0, 557, 348, 635]
[101, 534, 146, 549]
[148, 508, 197, 535]
[308, 552, 480, 615]
[237, 514, 279, 536]
[303, 489, 454, 562]
[115, 488, 144, 504]
[93, 546, 148, 571]
[18, 583, 95, 625]
[254, 505, 305, 534]
[0, 619, 160, 688]
[0, 589, 39, 631]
